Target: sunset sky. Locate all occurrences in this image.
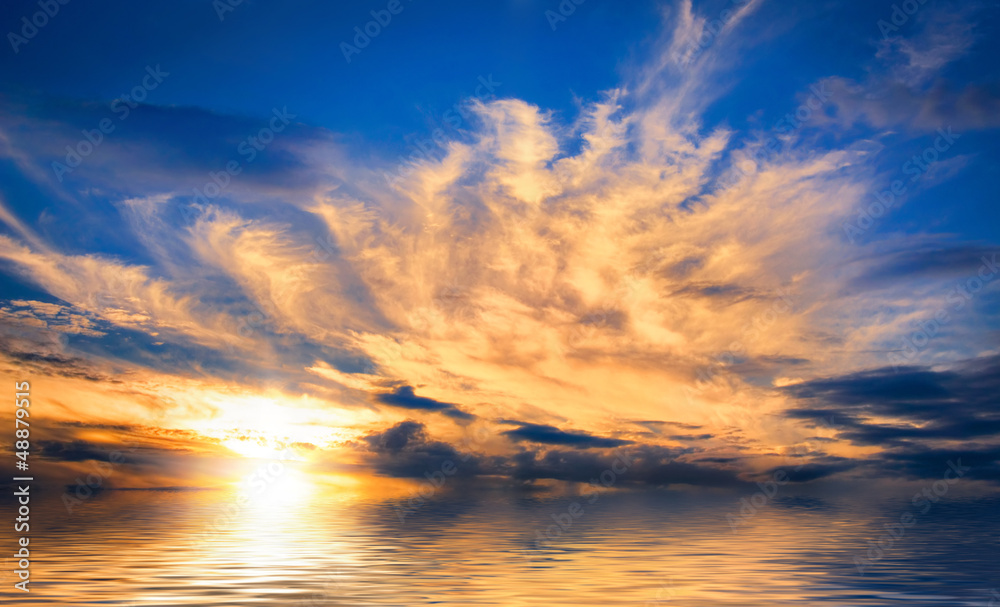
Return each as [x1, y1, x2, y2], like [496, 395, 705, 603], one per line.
[1, 0, 999, 498]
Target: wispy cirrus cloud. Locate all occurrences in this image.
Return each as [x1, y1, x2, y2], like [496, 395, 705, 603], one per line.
[0, 0, 996, 491]
[821, 1, 999, 131]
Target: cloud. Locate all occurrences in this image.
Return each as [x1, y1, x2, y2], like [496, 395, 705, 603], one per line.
[783, 354, 1000, 480]
[501, 422, 632, 448]
[822, 78, 1000, 131]
[0, 299, 106, 336]
[37, 440, 116, 462]
[820, 2, 999, 131]
[360, 420, 750, 488]
[768, 460, 859, 483]
[876, 2, 979, 88]
[364, 420, 426, 453]
[0, 315, 113, 382]
[363, 421, 482, 478]
[508, 445, 746, 488]
[846, 245, 998, 291]
[374, 385, 475, 420]
[0, 0, 996, 491]
[634, 420, 705, 432]
[878, 446, 1000, 483]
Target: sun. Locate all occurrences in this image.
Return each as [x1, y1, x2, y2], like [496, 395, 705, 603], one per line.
[195, 394, 331, 459]
[221, 433, 295, 460]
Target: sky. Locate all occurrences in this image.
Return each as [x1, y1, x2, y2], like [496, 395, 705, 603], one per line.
[1, 0, 999, 496]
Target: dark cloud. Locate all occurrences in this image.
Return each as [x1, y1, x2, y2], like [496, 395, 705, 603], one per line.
[360, 422, 748, 488]
[847, 246, 998, 291]
[364, 420, 426, 453]
[878, 446, 1000, 483]
[36, 439, 167, 468]
[507, 446, 746, 488]
[501, 422, 632, 448]
[374, 385, 475, 420]
[633, 420, 705, 431]
[783, 354, 1000, 482]
[770, 496, 834, 512]
[670, 282, 759, 304]
[38, 440, 118, 462]
[784, 356, 1000, 444]
[0, 341, 110, 382]
[56, 422, 137, 431]
[768, 460, 859, 483]
[9, 353, 107, 381]
[823, 77, 1000, 132]
[0, 92, 327, 194]
[363, 421, 482, 478]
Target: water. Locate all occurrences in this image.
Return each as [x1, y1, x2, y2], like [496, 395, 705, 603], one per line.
[3, 483, 999, 605]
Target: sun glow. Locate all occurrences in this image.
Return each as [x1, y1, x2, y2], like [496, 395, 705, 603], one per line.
[221, 433, 298, 460]
[195, 393, 352, 459]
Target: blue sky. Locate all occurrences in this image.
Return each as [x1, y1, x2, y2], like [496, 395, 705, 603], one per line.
[1, 0, 999, 491]
[5, 0, 998, 237]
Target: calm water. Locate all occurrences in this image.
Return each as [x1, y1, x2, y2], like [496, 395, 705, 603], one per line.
[3, 481, 999, 606]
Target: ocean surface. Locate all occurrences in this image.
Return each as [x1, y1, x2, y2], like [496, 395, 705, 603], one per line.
[3, 480, 1000, 606]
